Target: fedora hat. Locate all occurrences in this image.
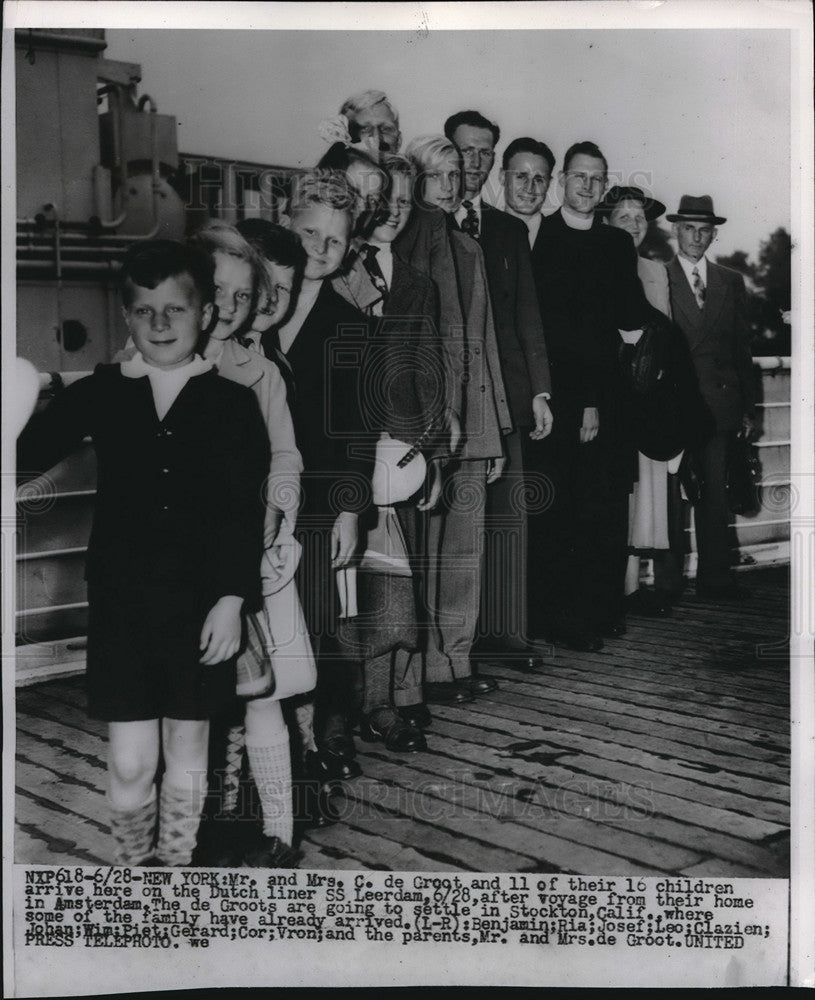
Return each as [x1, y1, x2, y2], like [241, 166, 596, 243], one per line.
[597, 185, 666, 221]
[666, 194, 726, 225]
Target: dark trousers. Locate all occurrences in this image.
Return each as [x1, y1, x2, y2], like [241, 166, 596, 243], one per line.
[527, 424, 631, 633]
[694, 429, 734, 590]
[478, 428, 532, 648]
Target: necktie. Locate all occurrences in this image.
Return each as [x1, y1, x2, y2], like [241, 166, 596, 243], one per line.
[461, 199, 480, 239]
[361, 244, 389, 302]
[691, 266, 706, 309]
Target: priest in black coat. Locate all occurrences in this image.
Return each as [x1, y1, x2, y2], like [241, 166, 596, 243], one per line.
[529, 141, 650, 650]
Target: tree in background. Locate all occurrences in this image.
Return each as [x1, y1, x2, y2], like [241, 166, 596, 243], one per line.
[717, 227, 791, 357]
[640, 222, 674, 263]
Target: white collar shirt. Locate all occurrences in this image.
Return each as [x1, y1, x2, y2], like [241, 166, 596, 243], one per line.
[677, 253, 708, 289]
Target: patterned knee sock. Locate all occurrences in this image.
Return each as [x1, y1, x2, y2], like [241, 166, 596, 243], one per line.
[107, 786, 157, 866]
[246, 729, 294, 845]
[219, 723, 246, 816]
[156, 782, 206, 867]
[294, 701, 317, 757]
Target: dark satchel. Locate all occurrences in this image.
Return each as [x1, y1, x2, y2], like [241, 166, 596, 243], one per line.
[619, 314, 684, 461]
[726, 432, 761, 515]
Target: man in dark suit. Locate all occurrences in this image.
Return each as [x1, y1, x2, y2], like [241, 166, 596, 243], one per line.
[529, 140, 650, 650]
[666, 196, 756, 599]
[444, 111, 553, 666]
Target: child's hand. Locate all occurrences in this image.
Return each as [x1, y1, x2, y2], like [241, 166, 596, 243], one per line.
[199, 595, 244, 665]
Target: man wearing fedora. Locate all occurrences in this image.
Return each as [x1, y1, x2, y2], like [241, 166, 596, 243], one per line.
[666, 195, 756, 599]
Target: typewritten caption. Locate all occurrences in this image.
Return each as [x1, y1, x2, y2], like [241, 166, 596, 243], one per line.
[22, 867, 777, 952]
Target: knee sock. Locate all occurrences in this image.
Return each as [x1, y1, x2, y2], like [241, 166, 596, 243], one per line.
[107, 785, 157, 866]
[245, 699, 293, 846]
[219, 724, 246, 816]
[157, 782, 206, 867]
[293, 700, 317, 757]
[362, 651, 393, 716]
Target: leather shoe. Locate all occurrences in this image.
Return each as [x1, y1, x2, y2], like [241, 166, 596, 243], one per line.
[316, 734, 362, 782]
[457, 674, 498, 696]
[397, 703, 432, 729]
[360, 710, 427, 753]
[424, 681, 474, 704]
[244, 835, 302, 869]
[192, 812, 250, 868]
[599, 619, 627, 638]
[697, 582, 751, 601]
[625, 589, 672, 617]
[297, 752, 340, 828]
[545, 623, 604, 652]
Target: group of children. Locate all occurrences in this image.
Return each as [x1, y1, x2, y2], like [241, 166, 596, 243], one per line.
[18, 141, 463, 868]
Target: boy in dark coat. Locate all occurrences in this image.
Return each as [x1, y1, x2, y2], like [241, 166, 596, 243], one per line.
[17, 240, 269, 866]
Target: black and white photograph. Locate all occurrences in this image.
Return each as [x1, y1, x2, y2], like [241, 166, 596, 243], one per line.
[3, 1, 812, 991]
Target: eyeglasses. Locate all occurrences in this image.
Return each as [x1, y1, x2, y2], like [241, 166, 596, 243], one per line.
[356, 123, 400, 140]
[459, 147, 495, 163]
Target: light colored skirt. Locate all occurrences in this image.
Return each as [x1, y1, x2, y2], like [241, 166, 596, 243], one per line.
[628, 451, 670, 550]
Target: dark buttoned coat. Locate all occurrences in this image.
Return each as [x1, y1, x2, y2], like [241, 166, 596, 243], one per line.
[480, 203, 551, 426]
[17, 364, 269, 606]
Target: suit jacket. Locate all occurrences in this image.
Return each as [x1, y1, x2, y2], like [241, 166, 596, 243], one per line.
[17, 365, 269, 606]
[279, 281, 374, 517]
[531, 209, 649, 429]
[667, 257, 755, 431]
[333, 252, 445, 451]
[393, 205, 465, 421]
[448, 228, 512, 460]
[480, 203, 552, 424]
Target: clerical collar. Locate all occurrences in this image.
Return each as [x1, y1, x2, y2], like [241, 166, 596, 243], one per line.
[561, 204, 594, 230]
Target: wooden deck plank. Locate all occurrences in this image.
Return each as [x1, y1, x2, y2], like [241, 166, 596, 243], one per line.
[407, 726, 789, 827]
[483, 660, 789, 717]
[333, 781, 536, 872]
[303, 820, 469, 873]
[354, 747, 704, 872]
[449, 696, 788, 767]
[14, 565, 790, 875]
[423, 717, 788, 872]
[428, 701, 788, 783]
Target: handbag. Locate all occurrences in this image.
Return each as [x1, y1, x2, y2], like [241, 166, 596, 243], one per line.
[726, 432, 761, 515]
[236, 581, 318, 700]
[619, 315, 684, 462]
[235, 611, 275, 700]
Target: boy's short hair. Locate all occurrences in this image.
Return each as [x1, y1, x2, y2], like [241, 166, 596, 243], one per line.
[119, 239, 215, 307]
[288, 169, 357, 219]
[236, 218, 307, 280]
[562, 140, 608, 175]
[340, 89, 399, 128]
[502, 136, 556, 174]
[405, 134, 460, 174]
[189, 220, 264, 316]
[443, 110, 500, 146]
[381, 152, 415, 180]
